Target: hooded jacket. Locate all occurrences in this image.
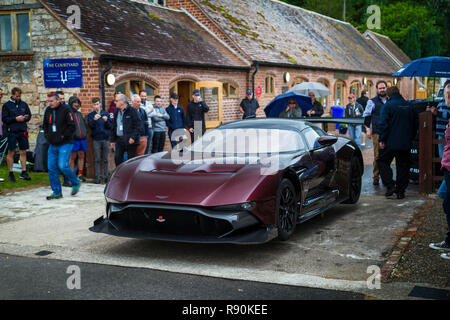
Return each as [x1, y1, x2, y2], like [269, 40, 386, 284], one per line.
[68, 96, 88, 140]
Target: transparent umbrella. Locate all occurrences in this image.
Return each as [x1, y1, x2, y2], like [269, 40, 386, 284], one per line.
[288, 82, 331, 97]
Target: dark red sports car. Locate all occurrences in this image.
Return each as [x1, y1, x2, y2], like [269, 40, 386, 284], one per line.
[90, 118, 363, 244]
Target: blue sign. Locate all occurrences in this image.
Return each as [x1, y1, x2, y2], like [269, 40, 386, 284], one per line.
[44, 58, 83, 88]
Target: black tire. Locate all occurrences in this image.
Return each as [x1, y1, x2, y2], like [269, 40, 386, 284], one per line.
[276, 179, 298, 241]
[343, 156, 362, 204]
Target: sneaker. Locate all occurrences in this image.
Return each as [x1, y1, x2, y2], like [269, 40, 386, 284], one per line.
[441, 252, 450, 260]
[78, 174, 86, 182]
[19, 172, 31, 181]
[429, 241, 450, 251]
[46, 193, 63, 200]
[8, 172, 15, 182]
[62, 180, 72, 187]
[71, 183, 81, 196]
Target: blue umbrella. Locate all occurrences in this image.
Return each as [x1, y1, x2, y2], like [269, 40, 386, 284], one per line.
[392, 56, 450, 78]
[264, 92, 312, 118]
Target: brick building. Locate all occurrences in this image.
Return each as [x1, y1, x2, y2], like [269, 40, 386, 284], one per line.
[0, 0, 414, 177]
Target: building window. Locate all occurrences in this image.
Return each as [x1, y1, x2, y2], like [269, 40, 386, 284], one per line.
[222, 82, 237, 98]
[350, 81, 361, 98]
[291, 77, 308, 87]
[334, 81, 346, 106]
[265, 75, 275, 96]
[0, 12, 31, 52]
[148, 0, 165, 5]
[115, 79, 158, 101]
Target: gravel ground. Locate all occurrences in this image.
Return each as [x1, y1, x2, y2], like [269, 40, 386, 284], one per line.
[387, 195, 450, 288]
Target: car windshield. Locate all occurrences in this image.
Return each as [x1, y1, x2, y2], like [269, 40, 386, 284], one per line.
[187, 128, 306, 154]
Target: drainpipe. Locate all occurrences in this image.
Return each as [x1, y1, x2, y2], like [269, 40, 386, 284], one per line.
[251, 61, 259, 101]
[100, 59, 112, 111]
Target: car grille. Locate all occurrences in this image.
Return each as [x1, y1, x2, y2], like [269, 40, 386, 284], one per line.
[109, 207, 233, 238]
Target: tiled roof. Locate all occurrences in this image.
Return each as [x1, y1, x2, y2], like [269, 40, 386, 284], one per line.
[364, 31, 411, 67]
[42, 0, 249, 68]
[197, 0, 400, 74]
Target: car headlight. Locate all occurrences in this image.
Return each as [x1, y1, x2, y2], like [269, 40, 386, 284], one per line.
[211, 202, 256, 211]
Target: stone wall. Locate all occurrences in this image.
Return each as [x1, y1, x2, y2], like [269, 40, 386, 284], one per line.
[0, 0, 97, 148]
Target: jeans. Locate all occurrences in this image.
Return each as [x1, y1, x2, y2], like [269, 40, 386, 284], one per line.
[443, 169, 450, 244]
[145, 128, 154, 155]
[438, 135, 447, 199]
[48, 144, 80, 195]
[93, 139, 109, 182]
[348, 125, 362, 147]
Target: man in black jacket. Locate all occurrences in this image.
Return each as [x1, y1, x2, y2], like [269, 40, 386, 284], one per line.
[187, 89, 209, 143]
[1, 87, 32, 182]
[43, 93, 81, 200]
[110, 94, 140, 166]
[378, 86, 419, 199]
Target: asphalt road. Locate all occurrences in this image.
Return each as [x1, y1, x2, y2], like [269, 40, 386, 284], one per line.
[0, 253, 364, 300]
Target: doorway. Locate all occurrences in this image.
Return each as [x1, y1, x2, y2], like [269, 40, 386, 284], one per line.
[170, 80, 195, 115]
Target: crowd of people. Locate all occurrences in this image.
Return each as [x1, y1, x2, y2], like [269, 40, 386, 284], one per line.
[1, 81, 450, 260]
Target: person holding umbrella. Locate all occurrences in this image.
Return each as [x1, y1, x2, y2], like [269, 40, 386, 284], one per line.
[306, 92, 324, 118]
[279, 99, 303, 119]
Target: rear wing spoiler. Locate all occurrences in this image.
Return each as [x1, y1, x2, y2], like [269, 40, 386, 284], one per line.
[301, 117, 365, 125]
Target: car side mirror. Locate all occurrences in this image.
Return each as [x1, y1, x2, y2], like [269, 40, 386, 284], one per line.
[315, 136, 338, 148]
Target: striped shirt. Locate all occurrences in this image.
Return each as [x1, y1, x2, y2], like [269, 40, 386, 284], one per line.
[436, 101, 450, 137]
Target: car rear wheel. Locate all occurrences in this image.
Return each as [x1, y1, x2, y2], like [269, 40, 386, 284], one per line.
[276, 179, 298, 241]
[343, 156, 362, 204]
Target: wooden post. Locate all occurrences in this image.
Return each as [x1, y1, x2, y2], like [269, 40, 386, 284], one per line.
[419, 112, 433, 193]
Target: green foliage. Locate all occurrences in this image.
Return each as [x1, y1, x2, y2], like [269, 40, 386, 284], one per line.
[403, 25, 421, 60]
[279, 0, 449, 59]
[424, 30, 441, 57]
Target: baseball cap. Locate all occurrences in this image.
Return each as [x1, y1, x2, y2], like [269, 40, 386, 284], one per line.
[246, 89, 252, 95]
[170, 93, 179, 99]
[193, 89, 201, 96]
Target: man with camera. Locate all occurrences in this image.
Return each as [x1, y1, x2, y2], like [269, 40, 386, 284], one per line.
[1, 87, 32, 182]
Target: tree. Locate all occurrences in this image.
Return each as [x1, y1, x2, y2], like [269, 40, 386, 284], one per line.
[424, 30, 441, 57]
[403, 25, 421, 60]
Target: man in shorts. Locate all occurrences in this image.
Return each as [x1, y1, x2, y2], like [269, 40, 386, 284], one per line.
[1, 87, 32, 182]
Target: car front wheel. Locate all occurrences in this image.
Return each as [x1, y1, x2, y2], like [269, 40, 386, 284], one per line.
[276, 179, 298, 241]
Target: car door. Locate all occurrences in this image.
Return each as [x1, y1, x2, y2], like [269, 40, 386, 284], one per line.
[302, 127, 336, 190]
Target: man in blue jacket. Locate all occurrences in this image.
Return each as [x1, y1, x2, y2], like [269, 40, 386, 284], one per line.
[377, 86, 419, 199]
[165, 93, 186, 149]
[1, 87, 32, 182]
[88, 97, 112, 184]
